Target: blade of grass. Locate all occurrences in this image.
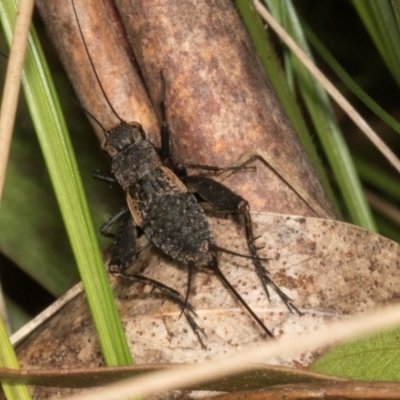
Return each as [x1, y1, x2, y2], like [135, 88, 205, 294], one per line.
[352, 0, 400, 87]
[373, 214, 400, 243]
[0, 0, 33, 201]
[0, 1, 35, 398]
[354, 156, 400, 201]
[234, 0, 341, 216]
[0, 280, 10, 335]
[390, 0, 400, 33]
[364, 189, 400, 226]
[0, 317, 32, 400]
[259, 0, 378, 230]
[0, 143, 78, 296]
[304, 24, 400, 136]
[4, 296, 31, 334]
[0, 0, 132, 367]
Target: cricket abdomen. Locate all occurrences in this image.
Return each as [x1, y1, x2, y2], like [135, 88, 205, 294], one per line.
[128, 172, 215, 268]
[145, 193, 215, 267]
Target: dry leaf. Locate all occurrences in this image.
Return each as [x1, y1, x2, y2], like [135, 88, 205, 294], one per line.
[14, 213, 400, 398]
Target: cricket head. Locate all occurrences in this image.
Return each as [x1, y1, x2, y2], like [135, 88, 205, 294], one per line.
[104, 121, 146, 158]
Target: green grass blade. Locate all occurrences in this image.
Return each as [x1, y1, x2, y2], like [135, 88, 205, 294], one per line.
[0, 129, 78, 296]
[4, 297, 31, 333]
[0, 317, 32, 400]
[264, 0, 376, 230]
[234, 0, 341, 216]
[0, 0, 132, 367]
[374, 214, 400, 243]
[354, 156, 400, 201]
[352, 0, 400, 87]
[391, 0, 400, 32]
[305, 24, 400, 136]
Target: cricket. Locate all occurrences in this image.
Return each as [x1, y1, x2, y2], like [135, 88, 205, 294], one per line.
[71, 0, 298, 345]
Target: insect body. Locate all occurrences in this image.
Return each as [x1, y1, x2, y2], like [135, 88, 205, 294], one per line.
[71, 0, 297, 344]
[106, 122, 214, 272]
[100, 118, 275, 342]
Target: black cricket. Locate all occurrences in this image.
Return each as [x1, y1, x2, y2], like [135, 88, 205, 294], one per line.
[71, 0, 298, 345]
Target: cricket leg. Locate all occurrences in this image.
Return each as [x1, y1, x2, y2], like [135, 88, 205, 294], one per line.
[183, 175, 299, 314]
[179, 259, 197, 320]
[109, 213, 206, 346]
[106, 211, 138, 269]
[93, 171, 117, 184]
[207, 256, 274, 338]
[100, 207, 130, 238]
[159, 70, 170, 162]
[210, 148, 327, 219]
[112, 270, 206, 347]
[175, 163, 255, 176]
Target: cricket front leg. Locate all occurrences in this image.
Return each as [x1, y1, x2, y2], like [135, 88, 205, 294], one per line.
[107, 210, 138, 271]
[100, 207, 130, 238]
[93, 170, 118, 184]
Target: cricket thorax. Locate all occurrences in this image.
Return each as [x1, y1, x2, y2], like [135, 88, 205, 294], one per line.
[111, 140, 163, 190]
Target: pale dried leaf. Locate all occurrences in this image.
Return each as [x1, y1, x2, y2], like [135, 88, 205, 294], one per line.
[16, 213, 399, 372]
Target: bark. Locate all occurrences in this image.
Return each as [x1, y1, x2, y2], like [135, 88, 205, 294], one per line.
[35, 0, 336, 217]
[14, 215, 400, 397]
[35, 0, 160, 144]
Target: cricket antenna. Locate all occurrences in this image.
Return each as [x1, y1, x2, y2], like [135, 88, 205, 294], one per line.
[65, 91, 107, 132]
[1, 45, 108, 132]
[70, 0, 124, 126]
[209, 259, 274, 338]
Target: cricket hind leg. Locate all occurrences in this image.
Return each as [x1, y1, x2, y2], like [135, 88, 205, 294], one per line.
[207, 257, 274, 338]
[108, 212, 206, 346]
[182, 174, 300, 314]
[157, 74, 297, 314]
[180, 260, 196, 320]
[242, 208, 300, 314]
